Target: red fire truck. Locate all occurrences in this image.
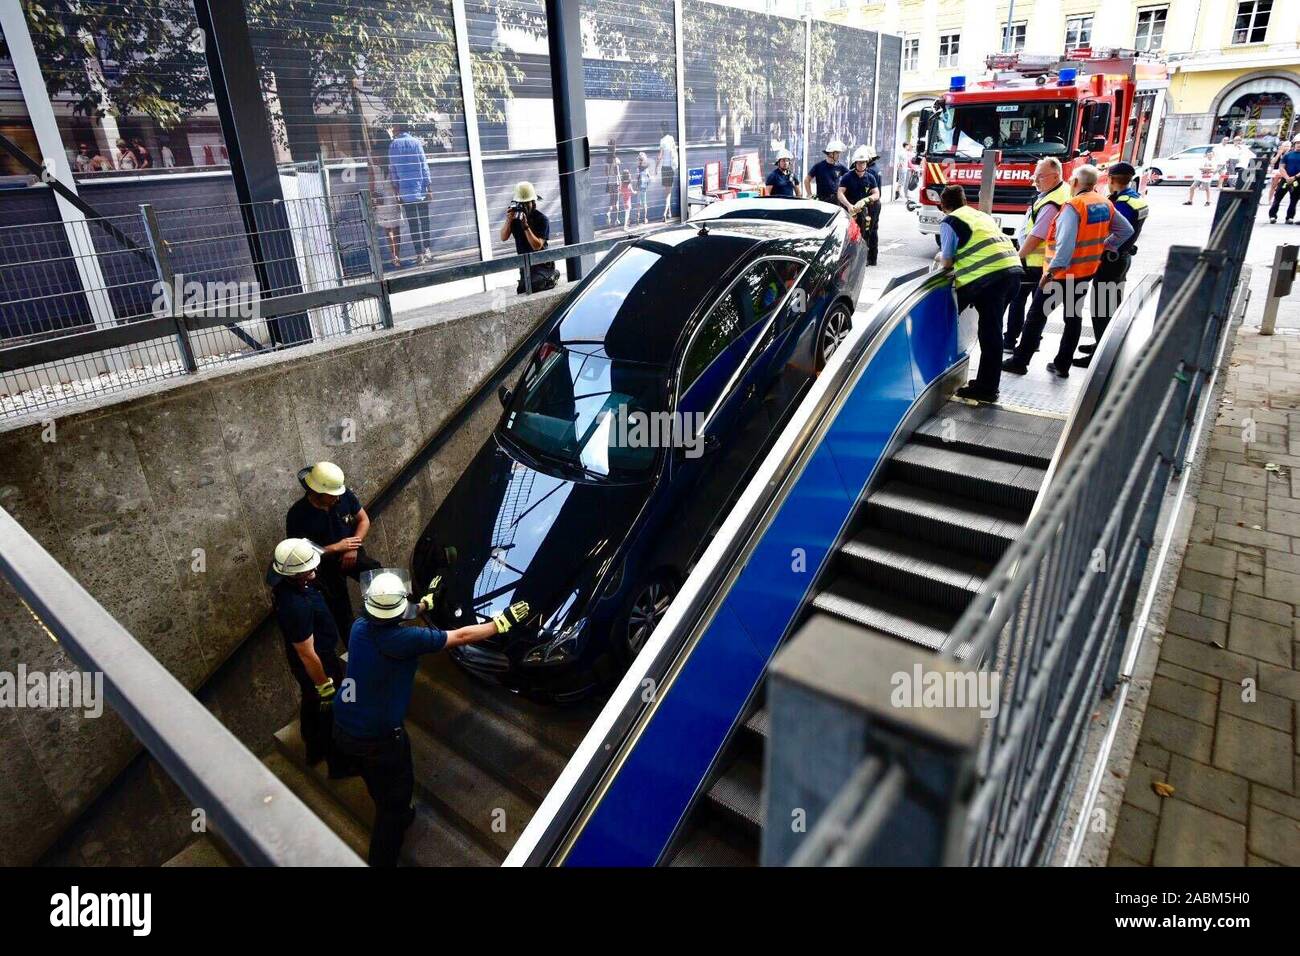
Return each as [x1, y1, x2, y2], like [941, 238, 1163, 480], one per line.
[914, 47, 1168, 239]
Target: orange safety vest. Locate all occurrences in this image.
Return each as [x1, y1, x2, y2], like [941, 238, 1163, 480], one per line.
[1044, 190, 1113, 280]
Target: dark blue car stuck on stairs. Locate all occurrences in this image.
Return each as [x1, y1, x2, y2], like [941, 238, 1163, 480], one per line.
[413, 198, 868, 701]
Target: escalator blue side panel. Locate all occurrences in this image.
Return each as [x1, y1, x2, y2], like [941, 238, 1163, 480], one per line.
[562, 284, 960, 867]
[908, 286, 962, 394]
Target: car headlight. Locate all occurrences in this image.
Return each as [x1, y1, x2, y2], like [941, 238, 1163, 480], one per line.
[522, 618, 587, 666]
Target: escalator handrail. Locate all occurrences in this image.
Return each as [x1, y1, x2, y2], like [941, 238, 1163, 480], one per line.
[507, 265, 951, 866]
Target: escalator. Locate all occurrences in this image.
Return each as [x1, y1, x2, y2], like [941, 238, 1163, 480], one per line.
[667, 400, 1062, 865]
[504, 267, 1160, 868]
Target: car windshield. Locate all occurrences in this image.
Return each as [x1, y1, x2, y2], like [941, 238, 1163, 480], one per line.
[501, 343, 667, 480]
[928, 101, 1076, 159]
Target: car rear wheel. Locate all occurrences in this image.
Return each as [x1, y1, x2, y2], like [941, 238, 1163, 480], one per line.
[817, 302, 853, 370]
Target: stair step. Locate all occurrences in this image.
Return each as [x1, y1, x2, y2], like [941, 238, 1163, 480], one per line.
[273, 721, 495, 867]
[402, 720, 537, 861]
[421, 653, 600, 758]
[162, 836, 234, 867]
[890, 443, 1046, 513]
[839, 527, 990, 613]
[262, 748, 371, 861]
[912, 404, 1060, 467]
[407, 664, 569, 806]
[669, 822, 758, 867]
[706, 755, 764, 831]
[866, 480, 1025, 562]
[811, 577, 959, 653]
[744, 707, 770, 740]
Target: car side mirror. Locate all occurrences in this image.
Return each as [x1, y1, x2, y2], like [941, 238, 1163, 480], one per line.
[498, 385, 512, 407]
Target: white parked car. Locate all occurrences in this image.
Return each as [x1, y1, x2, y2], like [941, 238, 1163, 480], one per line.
[1145, 145, 1219, 185]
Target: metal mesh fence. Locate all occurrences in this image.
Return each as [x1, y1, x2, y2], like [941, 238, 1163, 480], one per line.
[0, 188, 386, 420]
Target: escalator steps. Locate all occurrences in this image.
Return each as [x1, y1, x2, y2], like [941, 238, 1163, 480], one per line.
[811, 579, 956, 652]
[890, 443, 1046, 513]
[866, 480, 1025, 562]
[839, 527, 989, 612]
[912, 408, 1059, 468]
[706, 756, 765, 831]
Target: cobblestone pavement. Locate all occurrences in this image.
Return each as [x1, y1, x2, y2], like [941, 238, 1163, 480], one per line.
[1105, 192, 1300, 867]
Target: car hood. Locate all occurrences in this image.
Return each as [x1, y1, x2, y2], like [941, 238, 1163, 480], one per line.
[412, 435, 650, 644]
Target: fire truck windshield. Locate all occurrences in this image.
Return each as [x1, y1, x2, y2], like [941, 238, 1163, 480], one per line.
[927, 101, 1077, 160]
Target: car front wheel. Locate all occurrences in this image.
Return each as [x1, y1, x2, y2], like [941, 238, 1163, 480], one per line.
[620, 576, 677, 662]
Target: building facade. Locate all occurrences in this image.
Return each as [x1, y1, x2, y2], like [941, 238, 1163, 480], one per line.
[821, 0, 1300, 158]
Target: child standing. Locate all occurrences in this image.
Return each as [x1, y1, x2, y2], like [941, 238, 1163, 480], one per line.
[619, 168, 634, 231]
[636, 152, 651, 227]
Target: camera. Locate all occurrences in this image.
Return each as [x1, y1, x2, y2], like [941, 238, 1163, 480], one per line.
[509, 200, 528, 221]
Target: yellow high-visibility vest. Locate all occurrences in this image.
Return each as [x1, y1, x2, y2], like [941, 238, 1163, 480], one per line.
[1023, 180, 1071, 267]
[945, 205, 1021, 289]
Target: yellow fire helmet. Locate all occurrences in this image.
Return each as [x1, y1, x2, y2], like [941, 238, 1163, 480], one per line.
[302, 461, 346, 496]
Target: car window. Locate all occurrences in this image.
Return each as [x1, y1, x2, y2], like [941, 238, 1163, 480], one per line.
[680, 260, 805, 396]
[680, 294, 741, 394]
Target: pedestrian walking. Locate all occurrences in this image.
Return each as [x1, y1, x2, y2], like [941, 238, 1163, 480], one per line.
[388, 120, 434, 264]
[658, 124, 678, 222]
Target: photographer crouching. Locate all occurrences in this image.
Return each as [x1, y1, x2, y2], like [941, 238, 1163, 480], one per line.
[501, 181, 559, 294]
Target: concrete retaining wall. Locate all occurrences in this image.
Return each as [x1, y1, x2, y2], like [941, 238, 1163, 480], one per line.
[0, 283, 565, 865]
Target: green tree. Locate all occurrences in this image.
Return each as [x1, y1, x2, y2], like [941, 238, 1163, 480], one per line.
[12, 0, 519, 142]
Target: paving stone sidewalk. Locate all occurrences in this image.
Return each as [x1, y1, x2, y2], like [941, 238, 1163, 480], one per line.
[1108, 327, 1300, 867]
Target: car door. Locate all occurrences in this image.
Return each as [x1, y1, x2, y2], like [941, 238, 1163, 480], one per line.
[1174, 146, 1210, 179]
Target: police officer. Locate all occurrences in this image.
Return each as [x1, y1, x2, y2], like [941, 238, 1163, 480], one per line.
[1075, 162, 1147, 367]
[267, 538, 347, 775]
[500, 181, 558, 293]
[805, 140, 848, 204]
[286, 461, 380, 646]
[1003, 164, 1134, 378]
[838, 146, 881, 265]
[1005, 157, 1071, 351]
[332, 571, 530, 866]
[935, 185, 1023, 403]
[765, 148, 802, 198]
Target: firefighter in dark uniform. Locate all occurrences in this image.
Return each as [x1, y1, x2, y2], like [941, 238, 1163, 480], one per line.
[935, 185, 1024, 403]
[332, 571, 530, 867]
[805, 139, 848, 203]
[267, 538, 347, 775]
[286, 461, 381, 647]
[1075, 161, 1147, 367]
[838, 145, 881, 265]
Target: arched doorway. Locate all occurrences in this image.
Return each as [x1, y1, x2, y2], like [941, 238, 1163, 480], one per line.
[1211, 74, 1300, 154]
